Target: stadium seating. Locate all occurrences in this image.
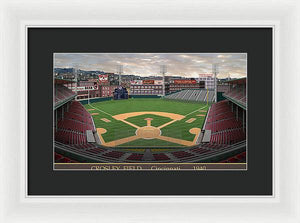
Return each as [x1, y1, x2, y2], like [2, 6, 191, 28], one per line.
[54, 84, 76, 106]
[54, 139, 246, 163]
[223, 87, 246, 106]
[153, 153, 170, 161]
[55, 101, 95, 145]
[103, 151, 125, 159]
[54, 152, 78, 163]
[204, 100, 246, 145]
[190, 147, 211, 154]
[219, 151, 246, 163]
[165, 89, 215, 102]
[126, 153, 144, 161]
[172, 151, 195, 159]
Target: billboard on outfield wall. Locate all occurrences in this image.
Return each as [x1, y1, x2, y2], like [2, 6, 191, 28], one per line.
[98, 75, 109, 83]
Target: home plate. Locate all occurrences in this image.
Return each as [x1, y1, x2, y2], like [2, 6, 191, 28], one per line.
[186, 118, 196, 123]
[101, 118, 111, 123]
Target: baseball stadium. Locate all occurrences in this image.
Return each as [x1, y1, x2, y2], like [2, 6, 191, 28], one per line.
[54, 71, 247, 165]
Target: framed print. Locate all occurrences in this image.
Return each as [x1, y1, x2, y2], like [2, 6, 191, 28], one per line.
[28, 27, 270, 196]
[53, 52, 248, 172]
[1, 0, 300, 223]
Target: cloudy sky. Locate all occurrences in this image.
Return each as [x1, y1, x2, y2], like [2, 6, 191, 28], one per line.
[54, 53, 247, 78]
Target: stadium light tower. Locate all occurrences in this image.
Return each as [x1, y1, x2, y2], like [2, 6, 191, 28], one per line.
[117, 65, 123, 86]
[73, 65, 79, 101]
[212, 63, 219, 103]
[160, 65, 167, 97]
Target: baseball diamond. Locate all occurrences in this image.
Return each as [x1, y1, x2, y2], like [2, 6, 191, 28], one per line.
[84, 98, 209, 147]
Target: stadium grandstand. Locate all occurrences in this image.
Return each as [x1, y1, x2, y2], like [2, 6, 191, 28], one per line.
[54, 76, 247, 164]
[54, 79, 77, 109]
[165, 89, 215, 103]
[222, 77, 247, 109]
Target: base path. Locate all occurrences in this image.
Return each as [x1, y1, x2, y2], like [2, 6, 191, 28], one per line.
[113, 111, 185, 121]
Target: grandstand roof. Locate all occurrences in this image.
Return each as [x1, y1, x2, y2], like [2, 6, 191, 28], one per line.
[55, 78, 76, 85]
[224, 77, 247, 85]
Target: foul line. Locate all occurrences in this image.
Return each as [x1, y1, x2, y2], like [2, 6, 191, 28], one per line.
[119, 119, 140, 129]
[158, 119, 177, 129]
[184, 105, 208, 117]
[87, 104, 113, 117]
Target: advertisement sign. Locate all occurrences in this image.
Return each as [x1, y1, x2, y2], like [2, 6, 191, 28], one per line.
[199, 73, 213, 77]
[130, 80, 143, 85]
[174, 79, 197, 84]
[98, 74, 109, 83]
[154, 80, 163, 85]
[68, 85, 98, 91]
[143, 80, 155, 85]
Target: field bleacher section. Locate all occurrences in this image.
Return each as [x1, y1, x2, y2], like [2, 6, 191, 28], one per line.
[203, 100, 246, 145]
[54, 85, 77, 108]
[165, 89, 215, 102]
[55, 101, 95, 145]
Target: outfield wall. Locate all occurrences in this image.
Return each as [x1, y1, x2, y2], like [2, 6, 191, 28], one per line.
[129, 95, 161, 99]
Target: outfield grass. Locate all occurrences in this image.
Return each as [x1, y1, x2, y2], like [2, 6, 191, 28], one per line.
[84, 98, 210, 147]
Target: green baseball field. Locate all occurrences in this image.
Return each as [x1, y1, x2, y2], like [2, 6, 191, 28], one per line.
[84, 98, 210, 148]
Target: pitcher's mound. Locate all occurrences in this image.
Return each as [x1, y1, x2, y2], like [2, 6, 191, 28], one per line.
[136, 126, 161, 139]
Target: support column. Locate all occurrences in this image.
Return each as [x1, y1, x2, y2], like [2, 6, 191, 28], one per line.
[163, 73, 165, 97]
[243, 110, 245, 132]
[231, 102, 234, 112]
[62, 106, 64, 120]
[55, 109, 57, 132]
[236, 105, 238, 121]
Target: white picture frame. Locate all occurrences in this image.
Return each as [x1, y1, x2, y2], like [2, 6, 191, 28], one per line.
[1, 0, 299, 222]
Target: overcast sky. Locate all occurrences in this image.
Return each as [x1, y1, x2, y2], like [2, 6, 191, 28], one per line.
[54, 53, 247, 78]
